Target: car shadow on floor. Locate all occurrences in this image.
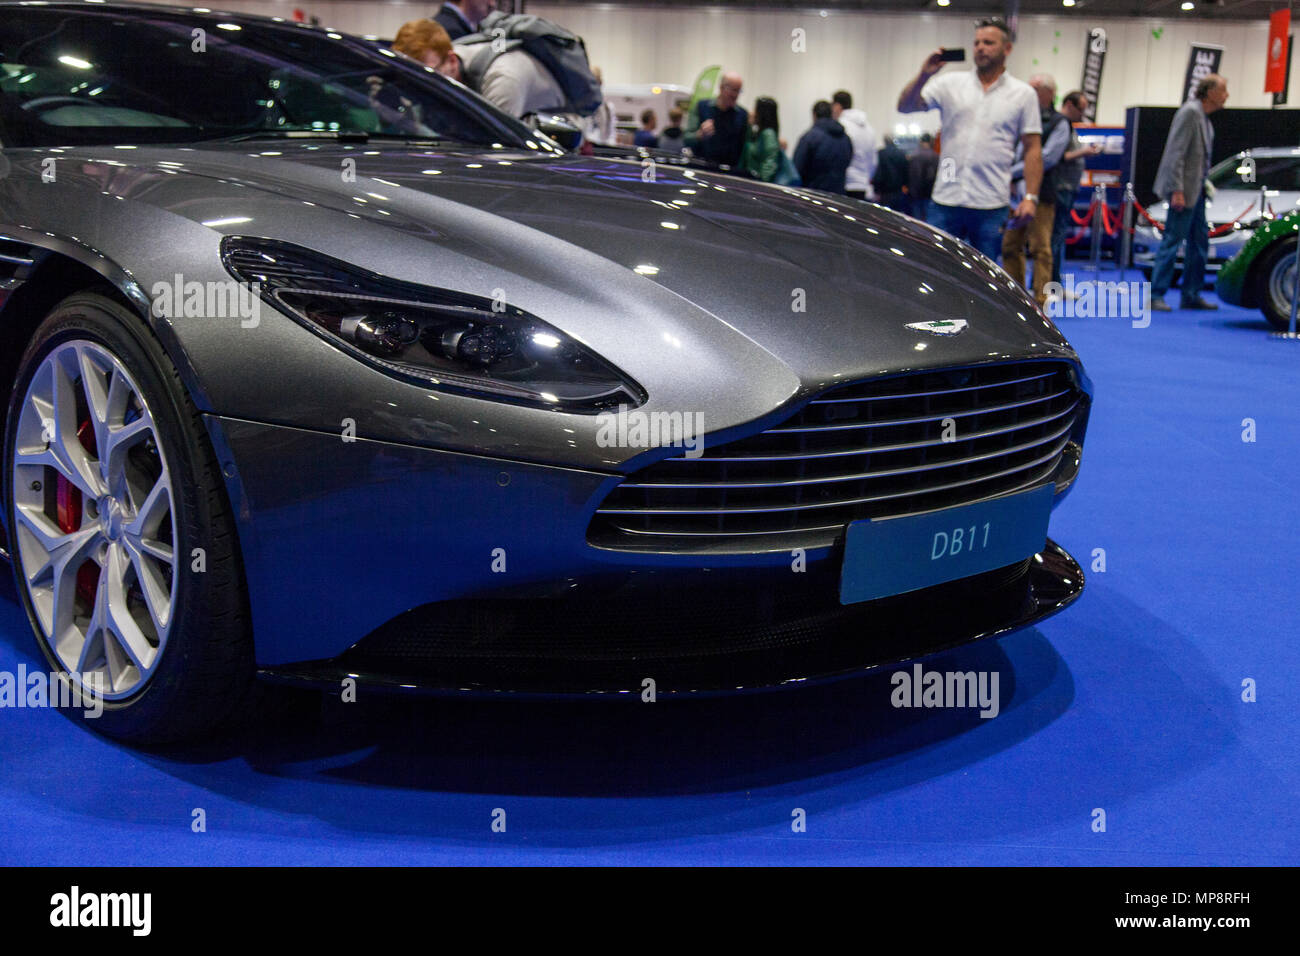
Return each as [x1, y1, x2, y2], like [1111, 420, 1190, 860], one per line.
[0, 563, 1071, 800]
[1214, 317, 1281, 333]
[0, 572, 1241, 849]
[269, 633, 1060, 794]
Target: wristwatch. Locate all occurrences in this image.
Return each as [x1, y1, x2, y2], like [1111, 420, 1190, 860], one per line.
[1024, 193, 1039, 204]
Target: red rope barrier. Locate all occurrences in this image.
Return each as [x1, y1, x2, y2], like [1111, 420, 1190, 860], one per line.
[1132, 198, 1165, 231]
[1208, 199, 1257, 237]
[1130, 196, 1256, 238]
[1069, 199, 1096, 226]
[1100, 202, 1120, 237]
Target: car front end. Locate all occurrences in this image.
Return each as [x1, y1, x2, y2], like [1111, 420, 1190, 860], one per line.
[0, 3, 1091, 740]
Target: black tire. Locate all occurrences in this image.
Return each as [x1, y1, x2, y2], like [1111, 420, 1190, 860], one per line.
[3, 290, 252, 744]
[1253, 236, 1300, 332]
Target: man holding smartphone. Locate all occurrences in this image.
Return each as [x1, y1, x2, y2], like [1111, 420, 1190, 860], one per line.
[897, 17, 1043, 262]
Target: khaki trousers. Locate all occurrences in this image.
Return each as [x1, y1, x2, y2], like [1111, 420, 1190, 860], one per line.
[1001, 200, 1056, 305]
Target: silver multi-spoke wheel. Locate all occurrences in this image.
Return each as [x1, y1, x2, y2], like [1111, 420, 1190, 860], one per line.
[10, 340, 177, 700]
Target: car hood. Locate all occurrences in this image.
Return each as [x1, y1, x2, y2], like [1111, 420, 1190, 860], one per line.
[55, 142, 1069, 361]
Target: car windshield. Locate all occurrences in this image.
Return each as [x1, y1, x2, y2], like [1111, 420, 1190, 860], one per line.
[1209, 153, 1300, 191]
[0, 7, 529, 148]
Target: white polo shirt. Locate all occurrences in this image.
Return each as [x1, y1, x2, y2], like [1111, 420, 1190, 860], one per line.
[920, 68, 1041, 210]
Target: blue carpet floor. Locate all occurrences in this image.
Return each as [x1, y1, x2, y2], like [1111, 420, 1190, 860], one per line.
[1, 268, 1296, 865]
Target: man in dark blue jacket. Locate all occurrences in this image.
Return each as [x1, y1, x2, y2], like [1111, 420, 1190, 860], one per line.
[872, 135, 911, 213]
[793, 101, 852, 193]
[433, 0, 489, 41]
[685, 72, 748, 168]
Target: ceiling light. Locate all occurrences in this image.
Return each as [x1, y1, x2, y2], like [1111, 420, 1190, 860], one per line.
[1181, 1, 1194, 8]
[936, 0, 951, 6]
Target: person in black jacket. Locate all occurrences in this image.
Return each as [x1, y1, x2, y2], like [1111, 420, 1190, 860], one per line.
[432, 0, 489, 41]
[907, 133, 940, 220]
[685, 72, 749, 167]
[793, 100, 852, 193]
[872, 136, 911, 213]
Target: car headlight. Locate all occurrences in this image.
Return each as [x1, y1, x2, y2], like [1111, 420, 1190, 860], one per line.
[221, 238, 645, 412]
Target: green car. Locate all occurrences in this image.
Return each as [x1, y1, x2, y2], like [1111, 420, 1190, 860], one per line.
[1216, 210, 1300, 331]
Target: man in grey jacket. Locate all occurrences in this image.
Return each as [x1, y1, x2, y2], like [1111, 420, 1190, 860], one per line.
[1150, 74, 1229, 311]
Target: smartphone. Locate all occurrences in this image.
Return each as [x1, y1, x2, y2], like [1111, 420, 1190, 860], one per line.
[939, 48, 966, 62]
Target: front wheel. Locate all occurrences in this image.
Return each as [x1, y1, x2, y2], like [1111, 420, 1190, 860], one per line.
[1255, 237, 1300, 332]
[4, 291, 252, 744]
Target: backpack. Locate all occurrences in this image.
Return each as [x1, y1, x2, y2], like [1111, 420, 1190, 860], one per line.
[457, 12, 603, 117]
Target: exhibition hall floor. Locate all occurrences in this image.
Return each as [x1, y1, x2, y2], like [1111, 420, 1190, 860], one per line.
[1, 269, 1296, 866]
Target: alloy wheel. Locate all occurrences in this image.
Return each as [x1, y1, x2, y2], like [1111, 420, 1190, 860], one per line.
[10, 340, 177, 700]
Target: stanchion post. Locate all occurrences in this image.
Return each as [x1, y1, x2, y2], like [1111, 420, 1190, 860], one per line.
[1118, 182, 1135, 274]
[1088, 184, 1105, 272]
[1289, 222, 1299, 336]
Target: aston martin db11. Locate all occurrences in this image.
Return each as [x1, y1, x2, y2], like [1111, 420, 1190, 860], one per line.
[0, 3, 1091, 742]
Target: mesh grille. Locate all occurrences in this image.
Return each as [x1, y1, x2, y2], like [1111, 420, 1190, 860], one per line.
[589, 361, 1083, 551]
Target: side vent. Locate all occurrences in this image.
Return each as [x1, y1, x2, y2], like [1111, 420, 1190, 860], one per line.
[0, 237, 36, 293]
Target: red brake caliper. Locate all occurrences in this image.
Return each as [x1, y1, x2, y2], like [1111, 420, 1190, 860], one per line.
[54, 418, 102, 606]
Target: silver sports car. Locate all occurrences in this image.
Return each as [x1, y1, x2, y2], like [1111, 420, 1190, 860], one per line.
[0, 3, 1091, 743]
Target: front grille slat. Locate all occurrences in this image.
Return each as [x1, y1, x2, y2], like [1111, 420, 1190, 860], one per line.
[806, 369, 1057, 403]
[599, 460, 1063, 538]
[597, 435, 1071, 515]
[587, 361, 1084, 552]
[767, 387, 1074, 433]
[662, 399, 1079, 462]
[619, 415, 1077, 490]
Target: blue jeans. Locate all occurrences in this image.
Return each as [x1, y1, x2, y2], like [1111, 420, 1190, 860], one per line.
[927, 202, 1008, 261]
[1050, 187, 1076, 285]
[1151, 190, 1209, 300]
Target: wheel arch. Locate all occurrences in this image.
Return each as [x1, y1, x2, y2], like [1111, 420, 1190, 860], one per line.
[1238, 223, 1300, 310]
[0, 234, 216, 556]
[1249, 232, 1299, 311]
[1236, 256, 1261, 309]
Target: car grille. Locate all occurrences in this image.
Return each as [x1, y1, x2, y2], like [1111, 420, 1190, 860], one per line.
[588, 360, 1084, 552]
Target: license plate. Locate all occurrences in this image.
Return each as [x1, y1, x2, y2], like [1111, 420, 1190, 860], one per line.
[839, 483, 1055, 605]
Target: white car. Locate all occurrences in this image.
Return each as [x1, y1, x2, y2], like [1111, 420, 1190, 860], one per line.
[1133, 147, 1300, 275]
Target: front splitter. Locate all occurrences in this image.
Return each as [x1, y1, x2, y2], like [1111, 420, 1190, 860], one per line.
[258, 539, 1084, 699]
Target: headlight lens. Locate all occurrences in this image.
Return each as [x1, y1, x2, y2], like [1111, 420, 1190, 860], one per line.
[221, 238, 644, 412]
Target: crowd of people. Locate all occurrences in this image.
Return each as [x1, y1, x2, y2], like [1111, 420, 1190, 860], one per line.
[402, 4, 1228, 309]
